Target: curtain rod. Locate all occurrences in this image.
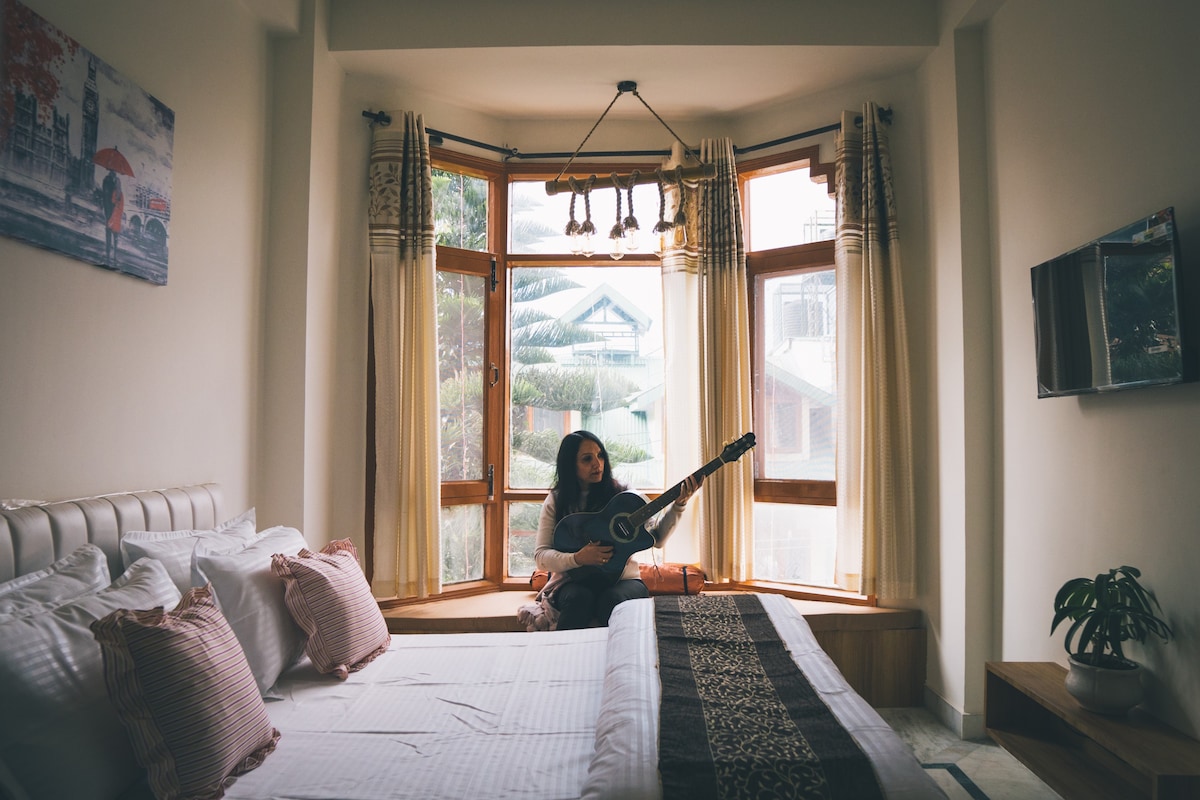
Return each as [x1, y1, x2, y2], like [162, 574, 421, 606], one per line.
[359, 108, 890, 160]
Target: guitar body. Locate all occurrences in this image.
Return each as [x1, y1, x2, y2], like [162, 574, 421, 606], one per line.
[553, 491, 656, 582]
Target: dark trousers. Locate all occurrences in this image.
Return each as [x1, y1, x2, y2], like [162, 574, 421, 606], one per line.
[553, 575, 649, 630]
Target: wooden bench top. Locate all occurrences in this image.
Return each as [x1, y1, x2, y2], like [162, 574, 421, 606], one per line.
[382, 590, 922, 634]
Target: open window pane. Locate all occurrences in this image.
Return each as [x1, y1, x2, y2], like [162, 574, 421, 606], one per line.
[746, 168, 835, 250]
[433, 168, 488, 251]
[755, 269, 837, 481]
[508, 265, 665, 490]
[437, 270, 486, 482]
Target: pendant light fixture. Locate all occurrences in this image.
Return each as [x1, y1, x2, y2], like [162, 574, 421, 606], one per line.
[547, 82, 714, 259]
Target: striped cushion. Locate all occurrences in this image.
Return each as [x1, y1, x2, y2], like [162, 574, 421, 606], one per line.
[271, 540, 390, 679]
[91, 584, 280, 800]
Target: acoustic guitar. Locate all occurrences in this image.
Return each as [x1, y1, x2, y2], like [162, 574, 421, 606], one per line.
[552, 432, 756, 582]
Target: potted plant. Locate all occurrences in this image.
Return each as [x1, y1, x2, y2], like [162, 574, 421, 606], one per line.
[1051, 565, 1173, 714]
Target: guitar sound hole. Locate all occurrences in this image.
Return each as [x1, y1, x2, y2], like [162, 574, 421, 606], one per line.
[611, 516, 636, 544]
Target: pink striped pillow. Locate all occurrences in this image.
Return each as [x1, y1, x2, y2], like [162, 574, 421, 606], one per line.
[271, 540, 390, 679]
[91, 585, 279, 800]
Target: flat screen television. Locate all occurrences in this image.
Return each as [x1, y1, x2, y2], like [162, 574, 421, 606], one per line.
[1031, 207, 1195, 398]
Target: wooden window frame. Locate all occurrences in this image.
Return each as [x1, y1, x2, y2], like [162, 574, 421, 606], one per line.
[741, 146, 838, 509]
[430, 150, 507, 593]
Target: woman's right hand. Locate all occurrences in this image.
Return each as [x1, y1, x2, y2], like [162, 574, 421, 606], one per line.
[576, 540, 614, 567]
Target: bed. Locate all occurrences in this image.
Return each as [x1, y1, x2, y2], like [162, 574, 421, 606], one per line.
[0, 485, 947, 800]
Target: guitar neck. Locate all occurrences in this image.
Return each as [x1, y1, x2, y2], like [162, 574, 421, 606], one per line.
[628, 453, 731, 528]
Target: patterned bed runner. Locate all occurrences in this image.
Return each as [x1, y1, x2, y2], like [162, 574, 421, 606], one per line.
[656, 594, 886, 800]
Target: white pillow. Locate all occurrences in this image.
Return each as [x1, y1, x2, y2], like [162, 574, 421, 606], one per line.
[0, 543, 110, 619]
[191, 525, 307, 695]
[0, 558, 181, 800]
[120, 507, 256, 593]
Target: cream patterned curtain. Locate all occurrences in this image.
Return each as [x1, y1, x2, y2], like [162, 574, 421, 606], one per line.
[696, 137, 755, 583]
[659, 144, 704, 566]
[368, 112, 441, 599]
[834, 103, 917, 600]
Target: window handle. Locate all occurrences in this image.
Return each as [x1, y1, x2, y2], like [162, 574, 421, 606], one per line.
[487, 465, 495, 501]
[489, 363, 499, 387]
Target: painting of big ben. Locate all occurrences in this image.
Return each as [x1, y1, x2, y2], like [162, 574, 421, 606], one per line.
[0, 0, 174, 284]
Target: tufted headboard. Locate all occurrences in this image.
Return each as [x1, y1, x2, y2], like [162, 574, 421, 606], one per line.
[0, 483, 222, 583]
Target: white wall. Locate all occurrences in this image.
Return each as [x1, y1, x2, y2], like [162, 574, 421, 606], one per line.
[916, 17, 975, 737]
[250, 0, 369, 548]
[922, 0, 1200, 737]
[0, 0, 270, 519]
[988, 0, 1200, 737]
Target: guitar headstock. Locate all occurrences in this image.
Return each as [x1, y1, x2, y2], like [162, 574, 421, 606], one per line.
[720, 432, 756, 463]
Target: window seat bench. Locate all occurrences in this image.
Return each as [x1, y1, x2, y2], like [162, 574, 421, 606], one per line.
[381, 590, 926, 707]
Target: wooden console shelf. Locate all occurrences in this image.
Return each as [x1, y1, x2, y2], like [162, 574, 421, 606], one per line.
[985, 662, 1200, 800]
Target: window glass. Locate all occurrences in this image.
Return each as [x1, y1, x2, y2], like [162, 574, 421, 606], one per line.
[745, 155, 841, 590]
[437, 270, 486, 482]
[441, 504, 484, 584]
[510, 179, 662, 256]
[753, 502, 836, 586]
[507, 501, 541, 578]
[433, 168, 488, 251]
[754, 268, 837, 481]
[508, 265, 665, 490]
[745, 168, 835, 250]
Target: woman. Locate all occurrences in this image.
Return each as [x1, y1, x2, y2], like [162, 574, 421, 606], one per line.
[535, 430, 701, 629]
[101, 168, 124, 267]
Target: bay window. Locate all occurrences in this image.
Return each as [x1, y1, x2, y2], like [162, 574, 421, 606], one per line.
[422, 144, 847, 595]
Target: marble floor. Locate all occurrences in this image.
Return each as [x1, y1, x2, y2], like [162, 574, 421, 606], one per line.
[877, 708, 1063, 800]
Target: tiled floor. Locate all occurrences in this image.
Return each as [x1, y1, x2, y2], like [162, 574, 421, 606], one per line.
[877, 707, 1063, 800]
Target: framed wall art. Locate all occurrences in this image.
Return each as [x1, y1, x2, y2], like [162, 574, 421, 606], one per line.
[0, 0, 174, 285]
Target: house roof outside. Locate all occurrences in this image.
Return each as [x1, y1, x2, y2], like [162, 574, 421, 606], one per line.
[562, 283, 652, 333]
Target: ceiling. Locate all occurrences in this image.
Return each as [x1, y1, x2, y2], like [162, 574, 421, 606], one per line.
[241, 0, 938, 124]
[331, 44, 934, 122]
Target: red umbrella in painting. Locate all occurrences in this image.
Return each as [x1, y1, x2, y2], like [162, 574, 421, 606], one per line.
[93, 147, 135, 177]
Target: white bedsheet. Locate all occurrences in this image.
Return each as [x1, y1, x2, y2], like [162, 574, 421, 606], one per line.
[582, 594, 948, 800]
[220, 595, 944, 800]
[223, 627, 610, 800]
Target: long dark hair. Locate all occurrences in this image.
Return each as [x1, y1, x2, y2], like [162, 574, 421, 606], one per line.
[550, 430, 624, 521]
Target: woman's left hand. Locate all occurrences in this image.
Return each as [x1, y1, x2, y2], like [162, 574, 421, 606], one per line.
[675, 474, 703, 508]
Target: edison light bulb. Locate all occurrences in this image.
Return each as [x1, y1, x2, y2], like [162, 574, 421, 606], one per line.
[610, 235, 625, 260]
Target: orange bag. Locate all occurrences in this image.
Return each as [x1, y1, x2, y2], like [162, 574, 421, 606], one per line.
[640, 562, 706, 595]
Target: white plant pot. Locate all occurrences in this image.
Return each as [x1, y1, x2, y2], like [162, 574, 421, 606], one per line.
[1064, 655, 1143, 715]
